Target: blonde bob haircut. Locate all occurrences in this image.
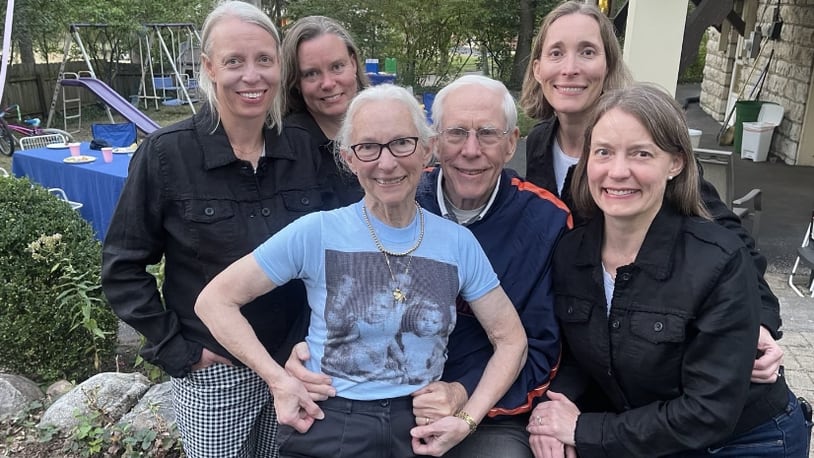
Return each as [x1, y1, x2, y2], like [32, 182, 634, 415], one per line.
[570, 83, 710, 220]
[519, 1, 632, 120]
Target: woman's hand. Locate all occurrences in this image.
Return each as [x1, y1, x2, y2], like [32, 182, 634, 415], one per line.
[411, 381, 468, 425]
[529, 433, 577, 458]
[191, 347, 233, 371]
[410, 414, 470, 456]
[527, 391, 579, 446]
[751, 326, 784, 383]
[270, 371, 325, 433]
[285, 342, 335, 400]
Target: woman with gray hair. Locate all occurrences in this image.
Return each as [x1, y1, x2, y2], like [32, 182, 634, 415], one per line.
[196, 84, 527, 457]
[102, 2, 358, 456]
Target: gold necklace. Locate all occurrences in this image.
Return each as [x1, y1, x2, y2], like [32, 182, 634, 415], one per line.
[361, 202, 425, 303]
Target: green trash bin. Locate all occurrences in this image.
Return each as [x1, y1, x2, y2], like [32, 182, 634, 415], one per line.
[734, 100, 764, 153]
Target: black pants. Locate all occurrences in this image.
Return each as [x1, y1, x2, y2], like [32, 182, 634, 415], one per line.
[278, 396, 422, 458]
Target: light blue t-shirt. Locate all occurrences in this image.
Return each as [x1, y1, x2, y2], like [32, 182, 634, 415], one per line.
[253, 200, 499, 400]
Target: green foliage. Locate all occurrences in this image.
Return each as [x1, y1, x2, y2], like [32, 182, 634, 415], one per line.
[65, 400, 184, 458]
[0, 177, 118, 382]
[679, 31, 708, 84]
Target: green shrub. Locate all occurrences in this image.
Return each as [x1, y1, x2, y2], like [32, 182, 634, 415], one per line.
[0, 176, 118, 382]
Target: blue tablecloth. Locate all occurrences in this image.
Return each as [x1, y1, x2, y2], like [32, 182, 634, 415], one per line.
[12, 142, 130, 241]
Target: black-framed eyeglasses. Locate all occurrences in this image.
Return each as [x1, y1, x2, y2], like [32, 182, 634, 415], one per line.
[439, 127, 509, 147]
[349, 137, 419, 162]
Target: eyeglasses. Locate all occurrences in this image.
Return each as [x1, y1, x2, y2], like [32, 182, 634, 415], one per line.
[349, 137, 419, 162]
[439, 127, 510, 147]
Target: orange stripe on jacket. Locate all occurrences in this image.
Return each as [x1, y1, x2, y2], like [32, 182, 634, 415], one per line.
[511, 177, 574, 229]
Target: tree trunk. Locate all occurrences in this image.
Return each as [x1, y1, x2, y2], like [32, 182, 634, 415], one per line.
[18, 32, 36, 65]
[509, 0, 535, 90]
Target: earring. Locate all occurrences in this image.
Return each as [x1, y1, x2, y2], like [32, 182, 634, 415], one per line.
[667, 175, 673, 181]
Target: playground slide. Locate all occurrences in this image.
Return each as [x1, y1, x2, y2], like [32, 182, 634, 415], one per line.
[60, 77, 161, 135]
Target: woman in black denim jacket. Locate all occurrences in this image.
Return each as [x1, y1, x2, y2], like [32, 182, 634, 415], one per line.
[101, 2, 361, 457]
[526, 84, 810, 458]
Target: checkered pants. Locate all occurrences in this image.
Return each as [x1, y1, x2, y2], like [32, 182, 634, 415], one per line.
[172, 363, 278, 457]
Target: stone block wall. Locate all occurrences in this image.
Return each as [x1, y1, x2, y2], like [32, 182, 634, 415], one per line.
[700, 1, 814, 164]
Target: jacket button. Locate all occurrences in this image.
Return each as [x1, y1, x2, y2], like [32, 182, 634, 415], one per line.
[261, 208, 271, 217]
[607, 369, 613, 376]
[620, 272, 631, 281]
[611, 320, 620, 329]
[301, 197, 310, 205]
[204, 207, 214, 216]
[653, 321, 664, 332]
[567, 306, 573, 314]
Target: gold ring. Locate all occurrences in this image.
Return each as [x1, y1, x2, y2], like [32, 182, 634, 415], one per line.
[535, 415, 543, 425]
[425, 417, 431, 425]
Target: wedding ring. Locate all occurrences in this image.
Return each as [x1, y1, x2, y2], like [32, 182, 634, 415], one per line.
[535, 415, 543, 425]
[425, 417, 431, 425]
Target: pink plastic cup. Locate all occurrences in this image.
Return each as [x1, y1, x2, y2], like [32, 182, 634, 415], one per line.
[68, 142, 81, 157]
[102, 147, 113, 163]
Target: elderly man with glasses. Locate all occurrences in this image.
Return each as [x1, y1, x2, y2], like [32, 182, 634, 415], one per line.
[409, 74, 571, 457]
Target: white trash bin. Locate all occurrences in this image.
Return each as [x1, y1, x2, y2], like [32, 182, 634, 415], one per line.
[688, 129, 702, 149]
[741, 103, 784, 162]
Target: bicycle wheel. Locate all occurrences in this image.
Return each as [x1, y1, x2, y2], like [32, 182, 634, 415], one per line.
[0, 118, 15, 156]
[40, 128, 75, 143]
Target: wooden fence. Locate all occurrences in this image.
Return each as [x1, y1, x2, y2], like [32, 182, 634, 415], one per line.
[1, 61, 143, 124]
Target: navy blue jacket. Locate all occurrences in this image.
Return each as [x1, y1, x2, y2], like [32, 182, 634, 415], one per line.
[417, 167, 571, 415]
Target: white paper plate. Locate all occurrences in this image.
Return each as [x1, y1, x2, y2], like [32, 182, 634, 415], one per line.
[46, 143, 69, 149]
[63, 155, 96, 164]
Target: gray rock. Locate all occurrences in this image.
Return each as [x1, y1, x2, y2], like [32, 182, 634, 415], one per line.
[45, 380, 75, 402]
[39, 372, 151, 432]
[117, 382, 175, 431]
[0, 373, 45, 419]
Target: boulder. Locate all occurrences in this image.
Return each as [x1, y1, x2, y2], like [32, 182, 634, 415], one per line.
[0, 373, 44, 419]
[39, 372, 151, 432]
[117, 381, 175, 431]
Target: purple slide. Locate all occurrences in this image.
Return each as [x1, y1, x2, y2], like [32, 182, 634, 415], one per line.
[60, 77, 161, 135]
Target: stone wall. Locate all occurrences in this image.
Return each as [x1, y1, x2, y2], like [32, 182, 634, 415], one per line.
[700, 1, 814, 164]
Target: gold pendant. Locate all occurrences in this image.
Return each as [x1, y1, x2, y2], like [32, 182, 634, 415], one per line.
[393, 288, 406, 303]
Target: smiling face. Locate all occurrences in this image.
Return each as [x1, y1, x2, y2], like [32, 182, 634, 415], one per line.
[297, 33, 359, 128]
[587, 108, 684, 227]
[202, 17, 280, 127]
[342, 99, 431, 222]
[436, 84, 518, 210]
[533, 13, 607, 120]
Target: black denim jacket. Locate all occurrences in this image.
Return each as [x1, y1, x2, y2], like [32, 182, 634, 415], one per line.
[552, 204, 788, 456]
[101, 108, 361, 377]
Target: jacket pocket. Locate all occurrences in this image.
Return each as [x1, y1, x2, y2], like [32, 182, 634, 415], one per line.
[628, 310, 686, 344]
[280, 188, 325, 212]
[554, 297, 593, 324]
[183, 200, 239, 267]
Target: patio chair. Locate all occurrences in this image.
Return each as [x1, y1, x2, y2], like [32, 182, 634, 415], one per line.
[48, 187, 83, 211]
[788, 214, 814, 298]
[694, 148, 763, 244]
[0, 166, 8, 177]
[91, 122, 137, 147]
[19, 133, 69, 150]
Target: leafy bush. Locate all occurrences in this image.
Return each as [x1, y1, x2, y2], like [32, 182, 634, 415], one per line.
[0, 176, 118, 382]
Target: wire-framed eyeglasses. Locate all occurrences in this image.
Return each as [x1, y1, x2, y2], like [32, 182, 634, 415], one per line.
[349, 137, 419, 162]
[439, 127, 510, 147]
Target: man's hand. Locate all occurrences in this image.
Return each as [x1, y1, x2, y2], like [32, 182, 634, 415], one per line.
[191, 347, 233, 371]
[752, 326, 784, 383]
[270, 371, 324, 433]
[285, 342, 335, 400]
[412, 381, 468, 424]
